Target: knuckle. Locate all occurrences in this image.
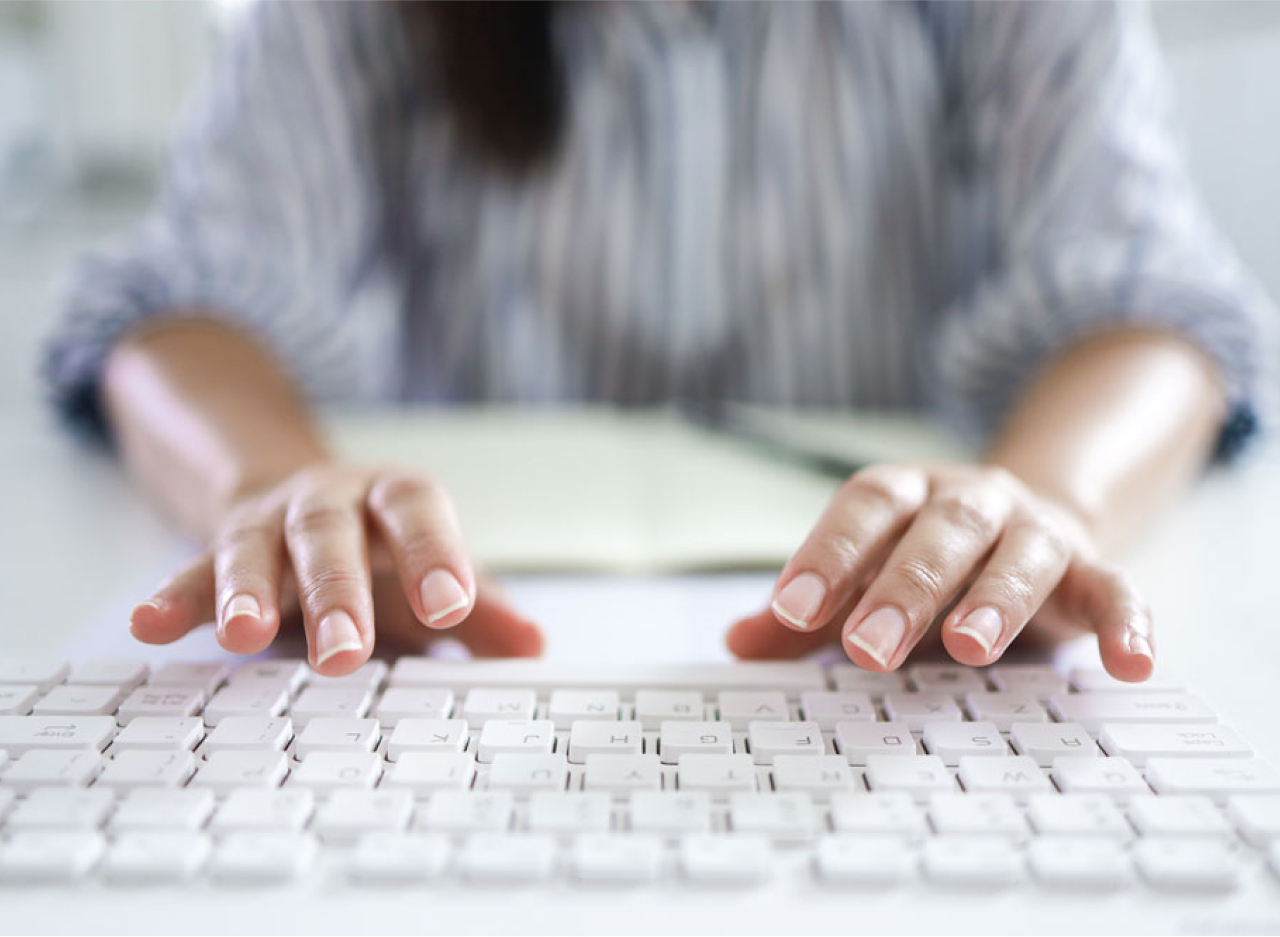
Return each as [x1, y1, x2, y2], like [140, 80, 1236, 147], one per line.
[813, 530, 863, 573]
[888, 555, 948, 608]
[297, 567, 366, 611]
[284, 499, 356, 539]
[988, 566, 1039, 618]
[368, 471, 441, 513]
[396, 530, 454, 569]
[215, 519, 278, 555]
[930, 489, 1001, 540]
[844, 467, 923, 515]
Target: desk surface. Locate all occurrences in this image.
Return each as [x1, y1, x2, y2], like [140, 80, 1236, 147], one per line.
[3, 407, 1278, 764]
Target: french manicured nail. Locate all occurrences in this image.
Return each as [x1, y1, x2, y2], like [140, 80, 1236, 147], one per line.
[222, 594, 261, 627]
[771, 572, 827, 630]
[845, 606, 908, 668]
[315, 610, 362, 665]
[421, 569, 470, 625]
[1126, 631, 1154, 663]
[954, 606, 1003, 655]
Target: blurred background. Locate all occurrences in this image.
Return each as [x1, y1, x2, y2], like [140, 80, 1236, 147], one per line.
[1, 0, 1278, 424]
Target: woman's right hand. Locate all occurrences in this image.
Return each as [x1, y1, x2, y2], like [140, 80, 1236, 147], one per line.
[128, 463, 543, 674]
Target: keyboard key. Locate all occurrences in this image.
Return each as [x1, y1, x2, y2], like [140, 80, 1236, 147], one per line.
[147, 661, 229, 697]
[289, 751, 381, 790]
[309, 660, 387, 693]
[1098, 723, 1251, 767]
[32, 685, 122, 717]
[922, 721, 1008, 764]
[680, 834, 771, 885]
[374, 688, 454, 726]
[1069, 669, 1181, 693]
[102, 831, 209, 883]
[477, 719, 555, 762]
[527, 791, 613, 834]
[0, 685, 39, 716]
[956, 755, 1052, 800]
[191, 749, 289, 793]
[659, 721, 733, 763]
[928, 793, 1027, 839]
[771, 754, 856, 797]
[462, 688, 537, 727]
[386, 718, 468, 761]
[109, 788, 214, 832]
[0, 660, 69, 691]
[815, 836, 914, 886]
[987, 665, 1069, 699]
[799, 691, 875, 729]
[225, 659, 308, 695]
[1133, 839, 1239, 893]
[746, 720, 824, 764]
[882, 692, 963, 731]
[293, 717, 380, 760]
[211, 789, 315, 833]
[1026, 793, 1131, 839]
[963, 691, 1048, 730]
[95, 749, 196, 790]
[289, 687, 372, 725]
[66, 660, 148, 691]
[676, 754, 757, 795]
[6, 787, 114, 830]
[202, 716, 291, 754]
[382, 752, 476, 793]
[922, 837, 1021, 888]
[716, 690, 789, 729]
[1146, 758, 1280, 801]
[568, 720, 643, 763]
[416, 791, 513, 833]
[629, 790, 712, 835]
[1226, 795, 1280, 846]
[864, 754, 955, 800]
[201, 685, 288, 726]
[908, 664, 987, 692]
[829, 791, 927, 838]
[548, 690, 620, 728]
[728, 792, 817, 841]
[1129, 795, 1232, 839]
[633, 690, 703, 729]
[0, 831, 103, 883]
[834, 721, 919, 763]
[582, 754, 662, 795]
[111, 716, 204, 752]
[1048, 692, 1214, 733]
[349, 833, 450, 883]
[313, 789, 414, 842]
[208, 833, 317, 884]
[1009, 722, 1098, 766]
[1, 750, 101, 791]
[458, 834, 555, 882]
[1028, 837, 1129, 889]
[828, 667, 907, 694]
[487, 753, 569, 792]
[1051, 756, 1150, 802]
[570, 834, 661, 883]
[117, 687, 204, 723]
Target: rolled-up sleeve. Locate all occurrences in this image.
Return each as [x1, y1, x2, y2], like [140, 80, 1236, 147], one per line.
[42, 2, 392, 437]
[930, 1, 1275, 460]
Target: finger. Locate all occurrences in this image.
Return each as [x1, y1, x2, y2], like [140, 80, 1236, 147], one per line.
[940, 513, 1073, 666]
[770, 466, 928, 632]
[212, 506, 286, 655]
[842, 480, 1013, 671]
[130, 554, 216, 644]
[1056, 560, 1155, 681]
[284, 481, 375, 676]
[366, 470, 474, 629]
[726, 608, 839, 660]
[451, 592, 545, 657]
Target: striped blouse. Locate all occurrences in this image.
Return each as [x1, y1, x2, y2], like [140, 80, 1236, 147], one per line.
[44, 1, 1273, 456]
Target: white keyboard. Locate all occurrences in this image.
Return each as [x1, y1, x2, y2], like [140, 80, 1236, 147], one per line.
[1, 657, 1279, 930]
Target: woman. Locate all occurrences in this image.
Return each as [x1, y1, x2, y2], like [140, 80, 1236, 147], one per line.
[44, 2, 1270, 678]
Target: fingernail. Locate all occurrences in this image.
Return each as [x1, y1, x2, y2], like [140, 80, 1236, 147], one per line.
[315, 610, 363, 665]
[771, 572, 827, 630]
[1126, 631, 1154, 663]
[954, 606, 1003, 655]
[421, 569, 470, 625]
[845, 607, 907, 668]
[223, 594, 261, 626]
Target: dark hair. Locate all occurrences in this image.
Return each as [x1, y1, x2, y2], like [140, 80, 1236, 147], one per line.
[400, 1, 564, 174]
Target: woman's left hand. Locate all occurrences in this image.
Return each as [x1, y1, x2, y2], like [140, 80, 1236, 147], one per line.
[726, 462, 1155, 681]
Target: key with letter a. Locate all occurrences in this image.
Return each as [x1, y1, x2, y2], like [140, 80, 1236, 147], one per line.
[1009, 722, 1098, 766]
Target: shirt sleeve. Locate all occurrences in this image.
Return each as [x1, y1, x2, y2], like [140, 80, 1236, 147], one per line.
[929, 1, 1275, 461]
[42, 1, 401, 438]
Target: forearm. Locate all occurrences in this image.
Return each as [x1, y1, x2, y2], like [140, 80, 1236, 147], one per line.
[985, 328, 1226, 553]
[102, 317, 332, 540]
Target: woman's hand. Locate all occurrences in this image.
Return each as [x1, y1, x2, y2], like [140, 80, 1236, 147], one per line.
[129, 463, 543, 674]
[727, 462, 1155, 681]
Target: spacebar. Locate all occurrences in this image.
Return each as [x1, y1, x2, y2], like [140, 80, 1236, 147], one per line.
[387, 660, 826, 696]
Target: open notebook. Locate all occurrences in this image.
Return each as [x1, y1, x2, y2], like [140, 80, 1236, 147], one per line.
[326, 407, 966, 574]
